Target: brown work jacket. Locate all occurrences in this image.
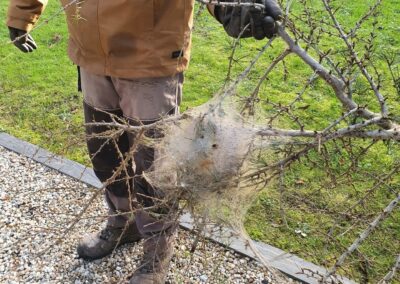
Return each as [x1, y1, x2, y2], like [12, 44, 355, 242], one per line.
[7, 0, 195, 79]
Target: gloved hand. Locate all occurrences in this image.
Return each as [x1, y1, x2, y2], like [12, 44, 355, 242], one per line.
[214, 0, 282, 40]
[8, 27, 37, 53]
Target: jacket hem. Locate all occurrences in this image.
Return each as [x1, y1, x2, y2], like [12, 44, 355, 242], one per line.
[69, 53, 188, 79]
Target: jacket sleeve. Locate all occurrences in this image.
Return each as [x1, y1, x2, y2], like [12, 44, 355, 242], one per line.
[7, 0, 48, 32]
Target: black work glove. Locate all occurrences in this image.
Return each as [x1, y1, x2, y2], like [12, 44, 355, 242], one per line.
[8, 27, 37, 53]
[215, 0, 282, 40]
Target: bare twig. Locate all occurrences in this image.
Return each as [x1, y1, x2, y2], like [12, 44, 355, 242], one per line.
[378, 254, 400, 284]
[324, 193, 400, 280]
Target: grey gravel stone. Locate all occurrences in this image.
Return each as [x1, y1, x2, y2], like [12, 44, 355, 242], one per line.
[0, 146, 296, 283]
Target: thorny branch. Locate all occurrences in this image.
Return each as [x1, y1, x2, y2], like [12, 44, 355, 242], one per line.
[277, 25, 388, 125]
[196, 0, 264, 10]
[321, 0, 388, 117]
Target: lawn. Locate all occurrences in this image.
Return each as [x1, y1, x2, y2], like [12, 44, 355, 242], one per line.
[1, 1, 399, 283]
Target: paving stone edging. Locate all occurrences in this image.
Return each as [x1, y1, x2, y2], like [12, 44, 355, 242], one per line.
[0, 132, 356, 284]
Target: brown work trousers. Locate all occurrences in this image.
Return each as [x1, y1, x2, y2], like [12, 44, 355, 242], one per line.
[81, 68, 183, 236]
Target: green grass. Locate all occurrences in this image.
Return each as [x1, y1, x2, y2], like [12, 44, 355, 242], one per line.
[1, 1, 399, 283]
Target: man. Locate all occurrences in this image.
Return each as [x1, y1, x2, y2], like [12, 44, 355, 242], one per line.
[7, 0, 281, 283]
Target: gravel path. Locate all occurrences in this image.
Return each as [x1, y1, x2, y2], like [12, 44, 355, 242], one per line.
[0, 146, 294, 284]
